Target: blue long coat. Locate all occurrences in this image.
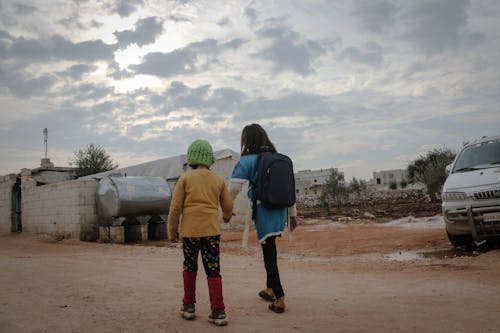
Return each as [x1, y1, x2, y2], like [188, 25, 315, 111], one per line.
[231, 154, 287, 243]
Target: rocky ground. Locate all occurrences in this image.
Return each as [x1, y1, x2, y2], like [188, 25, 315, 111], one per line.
[1, 216, 500, 333]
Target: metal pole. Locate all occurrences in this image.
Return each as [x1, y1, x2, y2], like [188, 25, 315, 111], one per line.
[43, 128, 48, 158]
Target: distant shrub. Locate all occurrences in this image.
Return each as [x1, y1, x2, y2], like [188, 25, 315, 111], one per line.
[407, 147, 456, 202]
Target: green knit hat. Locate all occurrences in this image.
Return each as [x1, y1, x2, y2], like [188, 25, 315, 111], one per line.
[187, 139, 215, 167]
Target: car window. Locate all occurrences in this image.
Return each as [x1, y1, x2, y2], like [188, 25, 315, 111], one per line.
[453, 139, 500, 172]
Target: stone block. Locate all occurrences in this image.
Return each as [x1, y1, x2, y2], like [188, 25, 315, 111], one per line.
[99, 226, 125, 243]
[124, 224, 148, 243]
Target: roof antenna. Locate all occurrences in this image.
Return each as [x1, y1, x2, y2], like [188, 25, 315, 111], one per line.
[43, 128, 48, 159]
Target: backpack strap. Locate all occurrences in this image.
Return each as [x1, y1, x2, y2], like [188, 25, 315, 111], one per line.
[250, 153, 261, 220]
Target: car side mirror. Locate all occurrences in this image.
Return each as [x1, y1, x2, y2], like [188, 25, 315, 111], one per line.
[445, 163, 452, 175]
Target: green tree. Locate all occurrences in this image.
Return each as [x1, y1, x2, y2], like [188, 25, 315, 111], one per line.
[349, 177, 367, 195]
[407, 147, 455, 202]
[71, 143, 118, 178]
[321, 169, 350, 211]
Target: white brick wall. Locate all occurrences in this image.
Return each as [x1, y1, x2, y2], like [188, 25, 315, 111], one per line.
[0, 174, 17, 235]
[21, 179, 99, 240]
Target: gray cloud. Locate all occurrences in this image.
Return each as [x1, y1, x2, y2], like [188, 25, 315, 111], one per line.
[217, 17, 232, 27]
[107, 61, 135, 80]
[128, 81, 247, 119]
[168, 81, 189, 96]
[354, 0, 399, 32]
[210, 87, 245, 107]
[130, 38, 245, 77]
[74, 84, 114, 101]
[55, 82, 114, 107]
[152, 81, 247, 117]
[0, 101, 125, 161]
[402, 0, 484, 54]
[114, 17, 163, 48]
[90, 100, 117, 115]
[0, 34, 116, 62]
[0, 65, 55, 98]
[146, 81, 328, 125]
[114, 0, 144, 17]
[14, 3, 37, 15]
[148, 93, 165, 108]
[0, 30, 13, 40]
[0, 2, 16, 27]
[61, 64, 98, 80]
[238, 91, 331, 121]
[340, 42, 384, 66]
[172, 84, 211, 109]
[254, 26, 325, 75]
[244, 5, 258, 23]
[59, 11, 103, 32]
[169, 15, 191, 23]
[221, 38, 248, 50]
[130, 50, 197, 78]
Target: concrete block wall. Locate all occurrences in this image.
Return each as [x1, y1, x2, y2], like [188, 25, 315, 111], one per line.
[32, 170, 73, 185]
[0, 174, 17, 235]
[21, 179, 99, 241]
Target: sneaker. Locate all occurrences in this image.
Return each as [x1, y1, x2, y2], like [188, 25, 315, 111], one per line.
[208, 309, 228, 326]
[180, 303, 196, 320]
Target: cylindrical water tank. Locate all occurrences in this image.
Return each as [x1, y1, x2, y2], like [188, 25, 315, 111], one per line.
[97, 176, 172, 224]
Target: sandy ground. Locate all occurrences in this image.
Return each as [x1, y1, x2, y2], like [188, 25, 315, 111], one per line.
[1, 216, 500, 333]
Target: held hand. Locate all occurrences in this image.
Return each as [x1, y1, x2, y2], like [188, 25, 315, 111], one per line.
[223, 213, 234, 224]
[289, 216, 297, 232]
[169, 238, 181, 248]
[169, 232, 180, 246]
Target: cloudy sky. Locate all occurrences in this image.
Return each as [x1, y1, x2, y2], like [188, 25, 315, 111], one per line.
[1, 0, 499, 180]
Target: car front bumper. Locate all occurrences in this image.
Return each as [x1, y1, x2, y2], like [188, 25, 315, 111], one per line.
[443, 200, 500, 240]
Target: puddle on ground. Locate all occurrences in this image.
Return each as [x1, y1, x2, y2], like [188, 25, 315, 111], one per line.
[279, 253, 337, 263]
[385, 248, 483, 262]
[421, 248, 482, 259]
[384, 251, 423, 261]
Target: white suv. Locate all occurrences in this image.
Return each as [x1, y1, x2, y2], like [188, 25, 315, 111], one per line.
[441, 134, 500, 246]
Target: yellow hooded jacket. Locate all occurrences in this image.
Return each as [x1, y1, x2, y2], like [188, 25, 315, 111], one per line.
[168, 169, 233, 240]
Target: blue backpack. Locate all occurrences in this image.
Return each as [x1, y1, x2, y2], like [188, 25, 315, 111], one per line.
[252, 152, 296, 213]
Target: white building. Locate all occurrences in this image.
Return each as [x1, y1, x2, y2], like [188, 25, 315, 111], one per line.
[370, 169, 408, 189]
[295, 168, 340, 198]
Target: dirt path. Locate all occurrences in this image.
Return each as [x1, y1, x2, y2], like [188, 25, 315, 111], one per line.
[1, 217, 500, 332]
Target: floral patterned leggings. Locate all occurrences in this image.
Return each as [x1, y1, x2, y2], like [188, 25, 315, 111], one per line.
[182, 235, 221, 277]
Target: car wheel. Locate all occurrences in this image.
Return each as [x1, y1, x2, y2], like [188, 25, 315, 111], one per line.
[446, 231, 472, 247]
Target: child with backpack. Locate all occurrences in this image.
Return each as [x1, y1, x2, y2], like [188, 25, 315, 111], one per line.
[168, 139, 233, 326]
[229, 123, 297, 313]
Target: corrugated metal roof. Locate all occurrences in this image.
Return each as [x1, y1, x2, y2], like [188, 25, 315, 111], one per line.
[80, 148, 240, 180]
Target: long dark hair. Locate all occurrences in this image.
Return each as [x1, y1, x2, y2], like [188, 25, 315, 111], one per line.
[240, 123, 277, 155]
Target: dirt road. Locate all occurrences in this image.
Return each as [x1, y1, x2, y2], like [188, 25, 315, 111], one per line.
[1, 217, 499, 332]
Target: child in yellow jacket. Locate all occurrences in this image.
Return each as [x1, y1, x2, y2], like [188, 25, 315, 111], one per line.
[168, 139, 233, 326]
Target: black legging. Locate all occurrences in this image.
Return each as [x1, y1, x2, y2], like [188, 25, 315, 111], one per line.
[182, 236, 221, 277]
[261, 236, 284, 299]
